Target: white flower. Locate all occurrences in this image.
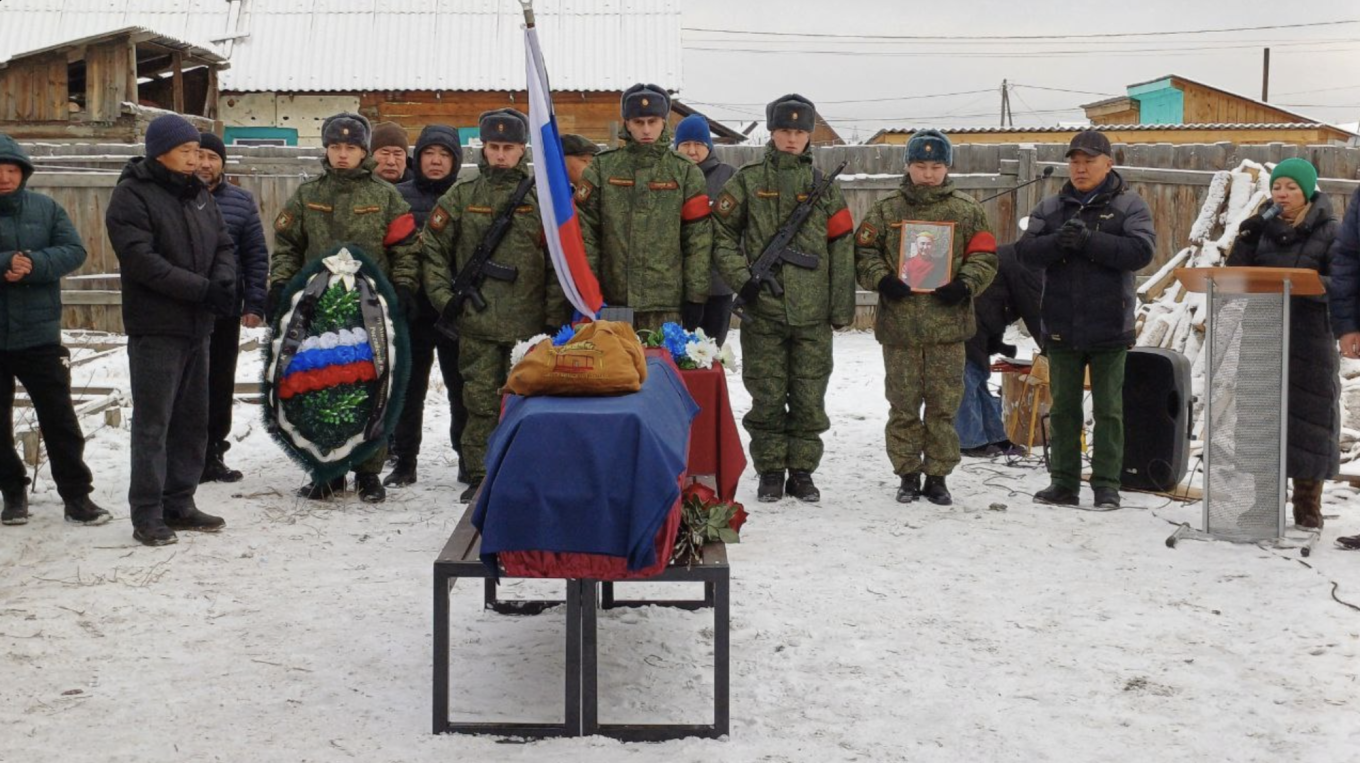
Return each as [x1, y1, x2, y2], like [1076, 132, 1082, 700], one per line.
[717, 342, 737, 369]
[317, 332, 339, 350]
[685, 339, 718, 369]
[511, 334, 550, 367]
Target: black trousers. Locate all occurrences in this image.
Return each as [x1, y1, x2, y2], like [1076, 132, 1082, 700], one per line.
[0, 344, 93, 501]
[206, 315, 241, 455]
[127, 335, 209, 526]
[391, 314, 466, 463]
[701, 293, 734, 347]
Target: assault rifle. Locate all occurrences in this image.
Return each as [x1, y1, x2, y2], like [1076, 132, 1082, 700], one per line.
[731, 159, 848, 317]
[434, 175, 535, 340]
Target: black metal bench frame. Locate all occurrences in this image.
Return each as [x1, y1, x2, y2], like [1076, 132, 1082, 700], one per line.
[432, 509, 730, 741]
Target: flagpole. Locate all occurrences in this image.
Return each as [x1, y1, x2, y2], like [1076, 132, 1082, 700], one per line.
[519, 0, 535, 28]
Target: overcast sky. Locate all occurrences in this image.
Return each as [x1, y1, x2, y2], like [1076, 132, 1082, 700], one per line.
[676, 0, 1360, 141]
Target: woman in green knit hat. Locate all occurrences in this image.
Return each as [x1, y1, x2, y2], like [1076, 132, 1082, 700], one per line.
[1226, 157, 1340, 530]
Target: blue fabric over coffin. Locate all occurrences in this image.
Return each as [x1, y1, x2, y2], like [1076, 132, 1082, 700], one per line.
[473, 358, 699, 574]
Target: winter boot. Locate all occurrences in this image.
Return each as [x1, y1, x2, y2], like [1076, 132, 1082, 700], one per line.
[133, 521, 178, 547]
[200, 442, 243, 484]
[356, 473, 386, 504]
[456, 462, 470, 485]
[1291, 478, 1324, 530]
[164, 506, 225, 533]
[785, 470, 820, 503]
[922, 475, 952, 506]
[757, 471, 784, 503]
[896, 473, 921, 503]
[1093, 487, 1121, 510]
[960, 444, 1000, 458]
[460, 479, 483, 505]
[298, 476, 346, 500]
[382, 457, 418, 488]
[2, 485, 29, 526]
[1034, 483, 1080, 506]
[63, 496, 112, 526]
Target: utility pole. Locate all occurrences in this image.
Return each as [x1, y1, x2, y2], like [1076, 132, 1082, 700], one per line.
[1000, 79, 1013, 127]
[1262, 47, 1271, 102]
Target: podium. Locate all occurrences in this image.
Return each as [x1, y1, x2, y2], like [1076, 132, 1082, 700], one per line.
[1174, 267, 1324, 542]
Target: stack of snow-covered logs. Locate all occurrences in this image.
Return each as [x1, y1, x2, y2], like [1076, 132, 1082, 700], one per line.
[1132, 159, 1360, 464]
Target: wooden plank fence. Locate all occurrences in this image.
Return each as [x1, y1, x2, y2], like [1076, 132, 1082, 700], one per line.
[19, 141, 1360, 333]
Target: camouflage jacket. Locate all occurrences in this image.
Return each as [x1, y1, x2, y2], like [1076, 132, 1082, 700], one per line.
[712, 144, 856, 327]
[270, 157, 419, 289]
[576, 125, 713, 311]
[854, 178, 998, 346]
[420, 154, 568, 343]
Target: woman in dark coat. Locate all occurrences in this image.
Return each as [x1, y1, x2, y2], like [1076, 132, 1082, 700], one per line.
[1225, 157, 1340, 529]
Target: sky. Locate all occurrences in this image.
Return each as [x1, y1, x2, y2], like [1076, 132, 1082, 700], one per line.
[675, 0, 1360, 142]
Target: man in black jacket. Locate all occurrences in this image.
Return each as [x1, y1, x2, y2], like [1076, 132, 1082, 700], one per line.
[195, 133, 269, 483]
[1015, 130, 1155, 509]
[106, 115, 237, 546]
[674, 113, 737, 343]
[387, 124, 467, 487]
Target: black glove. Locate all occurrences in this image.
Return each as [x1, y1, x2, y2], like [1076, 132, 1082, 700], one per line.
[265, 284, 285, 324]
[396, 286, 421, 324]
[1057, 218, 1091, 253]
[737, 278, 761, 307]
[1237, 214, 1265, 241]
[681, 301, 705, 331]
[931, 279, 971, 306]
[205, 281, 236, 317]
[876, 275, 913, 301]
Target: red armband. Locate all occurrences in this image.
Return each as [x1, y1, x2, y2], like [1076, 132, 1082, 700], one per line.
[826, 208, 854, 241]
[383, 213, 417, 247]
[681, 194, 711, 223]
[964, 231, 997, 258]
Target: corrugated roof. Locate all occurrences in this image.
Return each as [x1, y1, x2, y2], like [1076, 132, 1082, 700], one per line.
[1, 26, 226, 66]
[876, 123, 1358, 136]
[0, 0, 682, 93]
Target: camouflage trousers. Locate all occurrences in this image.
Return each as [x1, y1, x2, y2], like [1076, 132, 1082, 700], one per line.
[883, 341, 966, 477]
[634, 310, 681, 334]
[739, 315, 833, 474]
[459, 336, 514, 482]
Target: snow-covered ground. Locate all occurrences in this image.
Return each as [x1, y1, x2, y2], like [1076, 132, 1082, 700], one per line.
[3, 331, 1360, 763]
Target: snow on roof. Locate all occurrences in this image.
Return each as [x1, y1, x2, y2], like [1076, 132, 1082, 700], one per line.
[0, 0, 682, 93]
[874, 123, 1358, 137]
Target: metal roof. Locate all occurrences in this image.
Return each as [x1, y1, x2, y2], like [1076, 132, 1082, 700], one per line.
[0, 26, 227, 67]
[0, 0, 682, 93]
[874, 123, 1359, 137]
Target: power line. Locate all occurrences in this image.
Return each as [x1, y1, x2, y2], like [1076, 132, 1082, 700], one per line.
[1011, 84, 1121, 97]
[685, 88, 997, 108]
[681, 18, 1360, 41]
[681, 42, 1360, 59]
[1276, 83, 1360, 97]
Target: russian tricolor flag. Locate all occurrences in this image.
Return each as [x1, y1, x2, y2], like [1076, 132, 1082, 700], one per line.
[524, 19, 603, 320]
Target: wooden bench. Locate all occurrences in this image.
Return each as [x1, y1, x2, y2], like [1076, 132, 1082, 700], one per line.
[432, 504, 731, 741]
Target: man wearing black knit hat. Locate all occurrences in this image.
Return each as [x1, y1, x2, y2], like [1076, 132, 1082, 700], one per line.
[106, 114, 237, 545]
[576, 83, 712, 332]
[386, 124, 468, 487]
[194, 132, 269, 485]
[712, 94, 856, 503]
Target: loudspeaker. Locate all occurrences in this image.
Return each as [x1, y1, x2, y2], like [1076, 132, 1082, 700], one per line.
[1121, 348, 1192, 492]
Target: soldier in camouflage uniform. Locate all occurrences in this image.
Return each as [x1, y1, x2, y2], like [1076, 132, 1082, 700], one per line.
[576, 83, 712, 332]
[712, 95, 856, 503]
[854, 130, 998, 506]
[268, 112, 421, 504]
[422, 109, 569, 503]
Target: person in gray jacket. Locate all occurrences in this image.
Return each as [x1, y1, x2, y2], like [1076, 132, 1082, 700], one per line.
[675, 113, 736, 344]
[0, 134, 111, 528]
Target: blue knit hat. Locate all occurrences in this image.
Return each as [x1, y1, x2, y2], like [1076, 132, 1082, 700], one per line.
[145, 114, 201, 159]
[906, 129, 952, 167]
[673, 114, 713, 150]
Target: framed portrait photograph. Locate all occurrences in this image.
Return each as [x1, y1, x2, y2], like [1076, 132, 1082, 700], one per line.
[896, 220, 955, 292]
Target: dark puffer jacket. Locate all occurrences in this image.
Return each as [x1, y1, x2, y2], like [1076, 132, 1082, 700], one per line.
[1226, 194, 1341, 480]
[397, 124, 463, 229]
[697, 153, 736, 297]
[0, 135, 88, 351]
[965, 244, 1043, 370]
[211, 180, 269, 317]
[1326, 186, 1360, 337]
[106, 157, 236, 338]
[1014, 170, 1155, 350]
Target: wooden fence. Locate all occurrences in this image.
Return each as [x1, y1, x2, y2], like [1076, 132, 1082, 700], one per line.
[19, 141, 1360, 333]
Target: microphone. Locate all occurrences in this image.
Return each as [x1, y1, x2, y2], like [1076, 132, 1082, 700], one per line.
[1261, 202, 1282, 221]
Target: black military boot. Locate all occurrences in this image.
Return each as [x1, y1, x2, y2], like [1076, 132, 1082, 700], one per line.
[922, 475, 952, 506]
[1093, 487, 1122, 510]
[1034, 483, 1080, 506]
[382, 457, 418, 487]
[896, 473, 921, 503]
[63, 496, 112, 526]
[757, 471, 784, 503]
[356, 473, 386, 504]
[2, 485, 29, 526]
[133, 520, 178, 547]
[460, 479, 483, 505]
[200, 442, 243, 484]
[298, 476, 346, 500]
[164, 506, 226, 532]
[785, 470, 820, 503]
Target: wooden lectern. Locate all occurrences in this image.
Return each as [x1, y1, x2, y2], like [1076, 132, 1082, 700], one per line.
[1173, 267, 1324, 542]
